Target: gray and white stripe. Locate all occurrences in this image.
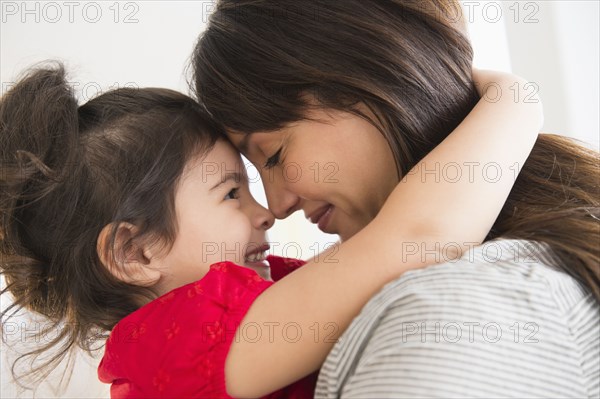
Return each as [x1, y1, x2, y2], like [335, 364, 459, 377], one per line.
[315, 239, 600, 398]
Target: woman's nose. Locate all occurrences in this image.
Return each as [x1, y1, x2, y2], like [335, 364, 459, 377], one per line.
[263, 178, 301, 220]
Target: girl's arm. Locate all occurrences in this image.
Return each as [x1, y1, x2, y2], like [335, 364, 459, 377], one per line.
[226, 70, 543, 398]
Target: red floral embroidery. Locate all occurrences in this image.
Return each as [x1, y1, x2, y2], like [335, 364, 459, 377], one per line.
[211, 262, 229, 272]
[196, 357, 215, 379]
[228, 286, 244, 302]
[165, 321, 180, 340]
[204, 320, 224, 343]
[187, 283, 204, 298]
[152, 369, 171, 393]
[159, 291, 176, 304]
[128, 322, 147, 341]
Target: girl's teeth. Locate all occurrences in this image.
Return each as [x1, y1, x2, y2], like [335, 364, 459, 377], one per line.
[246, 252, 266, 262]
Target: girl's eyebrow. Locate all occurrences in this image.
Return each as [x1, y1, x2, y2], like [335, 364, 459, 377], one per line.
[210, 172, 243, 191]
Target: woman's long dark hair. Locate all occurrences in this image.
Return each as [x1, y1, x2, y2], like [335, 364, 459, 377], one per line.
[0, 63, 222, 388]
[192, 0, 599, 300]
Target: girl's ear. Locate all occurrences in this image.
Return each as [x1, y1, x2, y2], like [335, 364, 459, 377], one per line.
[96, 222, 161, 287]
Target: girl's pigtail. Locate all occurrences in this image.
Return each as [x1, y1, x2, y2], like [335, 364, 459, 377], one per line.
[1, 62, 222, 391]
[1, 64, 80, 346]
[0, 64, 85, 385]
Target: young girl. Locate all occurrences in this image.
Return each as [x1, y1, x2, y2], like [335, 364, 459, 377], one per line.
[0, 64, 542, 398]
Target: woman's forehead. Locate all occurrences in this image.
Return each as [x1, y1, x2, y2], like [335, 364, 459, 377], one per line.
[225, 130, 253, 153]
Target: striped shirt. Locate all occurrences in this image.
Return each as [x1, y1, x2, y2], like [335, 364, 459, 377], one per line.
[315, 239, 600, 398]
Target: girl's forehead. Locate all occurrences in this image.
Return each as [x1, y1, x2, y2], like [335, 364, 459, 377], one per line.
[205, 140, 249, 178]
[178, 140, 244, 182]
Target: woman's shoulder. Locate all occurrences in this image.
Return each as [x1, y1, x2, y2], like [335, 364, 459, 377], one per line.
[325, 238, 597, 366]
[386, 238, 590, 311]
[316, 239, 600, 398]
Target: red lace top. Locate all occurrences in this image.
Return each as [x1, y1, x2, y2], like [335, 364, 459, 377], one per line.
[98, 255, 318, 398]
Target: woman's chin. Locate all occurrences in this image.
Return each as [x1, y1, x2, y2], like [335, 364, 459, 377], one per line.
[337, 220, 365, 243]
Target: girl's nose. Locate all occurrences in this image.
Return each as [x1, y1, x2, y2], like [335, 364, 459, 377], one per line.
[251, 201, 275, 230]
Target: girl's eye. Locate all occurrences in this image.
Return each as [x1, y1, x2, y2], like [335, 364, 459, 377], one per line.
[224, 187, 240, 200]
[263, 148, 282, 169]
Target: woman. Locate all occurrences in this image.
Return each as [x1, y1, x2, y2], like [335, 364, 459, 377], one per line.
[192, 0, 599, 397]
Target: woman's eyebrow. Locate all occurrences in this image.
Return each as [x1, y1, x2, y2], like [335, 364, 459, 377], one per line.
[210, 172, 243, 191]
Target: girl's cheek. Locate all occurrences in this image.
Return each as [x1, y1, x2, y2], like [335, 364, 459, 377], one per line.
[232, 209, 253, 232]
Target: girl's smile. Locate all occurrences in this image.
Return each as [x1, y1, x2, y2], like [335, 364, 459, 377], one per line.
[150, 140, 276, 293]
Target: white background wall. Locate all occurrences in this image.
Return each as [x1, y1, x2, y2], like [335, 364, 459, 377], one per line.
[1, 1, 598, 397]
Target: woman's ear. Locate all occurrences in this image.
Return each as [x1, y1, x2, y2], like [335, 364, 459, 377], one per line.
[96, 222, 161, 287]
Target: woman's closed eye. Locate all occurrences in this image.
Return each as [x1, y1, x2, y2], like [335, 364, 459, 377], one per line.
[224, 187, 241, 200]
[263, 148, 282, 169]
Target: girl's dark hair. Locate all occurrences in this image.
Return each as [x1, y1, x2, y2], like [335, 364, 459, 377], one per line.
[0, 63, 221, 387]
[192, 0, 599, 300]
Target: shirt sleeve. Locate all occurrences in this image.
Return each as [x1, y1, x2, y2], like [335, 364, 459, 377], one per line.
[100, 259, 318, 399]
[266, 255, 307, 281]
[99, 261, 273, 398]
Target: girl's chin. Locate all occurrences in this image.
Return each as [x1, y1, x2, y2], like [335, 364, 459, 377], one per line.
[244, 262, 272, 281]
